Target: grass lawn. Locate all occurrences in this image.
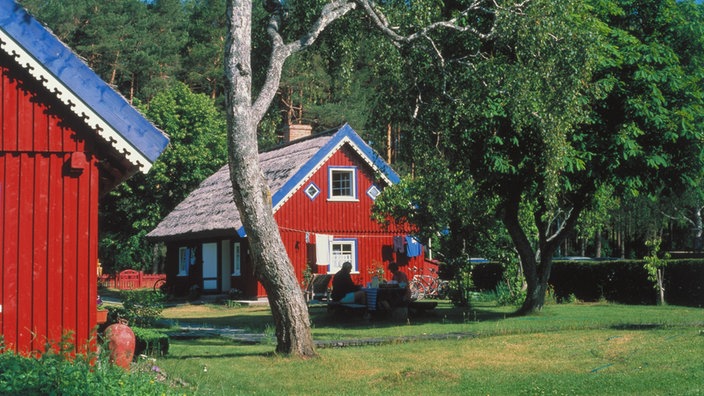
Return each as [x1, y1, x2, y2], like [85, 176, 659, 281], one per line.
[154, 301, 703, 395]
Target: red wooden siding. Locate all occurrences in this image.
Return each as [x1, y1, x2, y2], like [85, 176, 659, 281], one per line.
[1, 57, 99, 354]
[273, 146, 423, 296]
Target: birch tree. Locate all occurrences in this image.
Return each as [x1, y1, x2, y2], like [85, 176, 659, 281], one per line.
[224, 0, 510, 356]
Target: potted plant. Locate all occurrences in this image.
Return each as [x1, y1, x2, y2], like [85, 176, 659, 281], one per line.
[96, 295, 108, 324]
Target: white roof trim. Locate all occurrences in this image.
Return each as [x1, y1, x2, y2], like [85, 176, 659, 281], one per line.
[0, 28, 153, 173]
[272, 136, 395, 212]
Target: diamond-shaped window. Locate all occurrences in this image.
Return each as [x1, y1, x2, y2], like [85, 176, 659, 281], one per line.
[367, 185, 381, 201]
[305, 183, 320, 200]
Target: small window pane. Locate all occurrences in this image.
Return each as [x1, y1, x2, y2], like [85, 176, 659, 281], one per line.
[367, 185, 381, 200]
[232, 242, 241, 276]
[305, 183, 320, 200]
[329, 240, 357, 274]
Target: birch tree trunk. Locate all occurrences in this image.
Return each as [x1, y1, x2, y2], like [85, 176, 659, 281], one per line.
[224, 0, 315, 357]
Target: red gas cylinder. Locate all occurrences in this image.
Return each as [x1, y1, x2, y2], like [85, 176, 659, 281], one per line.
[105, 322, 135, 369]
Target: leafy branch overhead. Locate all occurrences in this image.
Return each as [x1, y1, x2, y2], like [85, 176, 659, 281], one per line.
[252, 0, 518, 126]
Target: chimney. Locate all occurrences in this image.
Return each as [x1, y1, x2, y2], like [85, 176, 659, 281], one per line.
[284, 124, 312, 143]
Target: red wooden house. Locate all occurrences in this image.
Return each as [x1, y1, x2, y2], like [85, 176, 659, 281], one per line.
[0, 0, 169, 354]
[148, 124, 425, 298]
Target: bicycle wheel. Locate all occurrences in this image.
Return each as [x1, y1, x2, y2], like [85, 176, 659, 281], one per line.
[153, 278, 169, 295]
[410, 279, 426, 300]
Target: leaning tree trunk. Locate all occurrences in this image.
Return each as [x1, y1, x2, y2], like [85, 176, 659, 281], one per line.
[225, 0, 315, 357]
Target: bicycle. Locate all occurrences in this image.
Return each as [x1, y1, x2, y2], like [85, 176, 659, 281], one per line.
[409, 267, 449, 300]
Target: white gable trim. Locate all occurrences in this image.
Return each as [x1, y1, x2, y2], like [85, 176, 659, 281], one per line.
[272, 136, 395, 213]
[0, 28, 153, 173]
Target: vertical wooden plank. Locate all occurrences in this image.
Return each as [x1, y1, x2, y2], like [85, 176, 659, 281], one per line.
[47, 114, 61, 153]
[46, 154, 63, 347]
[87, 157, 99, 341]
[16, 154, 34, 353]
[0, 64, 4, 152]
[2, 66, 18, 152]
[16, 85, 33, 152]
[32, 93, 50, 153]
[62, 153, 78, 349]
[32, 154, 49, 352]
[74, 157, 91, 352]
[0, 155, 5, 338]
[2, 154, 19, 351]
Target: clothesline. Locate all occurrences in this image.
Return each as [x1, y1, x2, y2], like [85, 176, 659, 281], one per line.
[278, 225, 417, 239]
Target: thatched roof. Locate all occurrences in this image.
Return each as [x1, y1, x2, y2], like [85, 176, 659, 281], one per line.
[147, 124, 400, 243]
[147, 130, 333, 242]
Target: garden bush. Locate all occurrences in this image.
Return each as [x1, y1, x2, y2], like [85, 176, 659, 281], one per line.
[0, 342, 186, 395]
[119, 289, 165, 327]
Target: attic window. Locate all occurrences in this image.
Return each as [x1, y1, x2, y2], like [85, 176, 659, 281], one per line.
[328, 167, 357, 201]
[305, 183, 320, 200]
[367, 185, 381, 201]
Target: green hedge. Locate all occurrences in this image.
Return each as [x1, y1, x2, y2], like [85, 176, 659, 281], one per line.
[471, 259, 704, 307]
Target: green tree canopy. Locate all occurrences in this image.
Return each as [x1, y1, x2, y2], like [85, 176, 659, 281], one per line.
[374, 0, 704, 313]
[100, 82, 227, 272]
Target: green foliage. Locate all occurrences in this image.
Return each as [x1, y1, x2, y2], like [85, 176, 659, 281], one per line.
[19, 0, 188, 101]
[644, 238, 670, 304]
[100, 82, 227, 272]
[495, 255, 527, 307]
[119, 290, 166, 328]
[132, 327, 170, 357]
[0, 342, 185, 395]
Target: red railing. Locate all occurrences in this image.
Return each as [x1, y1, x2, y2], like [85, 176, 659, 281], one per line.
[99, 269, 165, 290]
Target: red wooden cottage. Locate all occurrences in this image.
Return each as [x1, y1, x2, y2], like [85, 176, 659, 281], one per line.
[148, 124, 425, 299]
[0, 0, 169, 354]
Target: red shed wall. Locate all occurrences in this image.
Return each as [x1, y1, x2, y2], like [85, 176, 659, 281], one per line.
[0, 55, 99, 354]
[272, 145, 423, 295]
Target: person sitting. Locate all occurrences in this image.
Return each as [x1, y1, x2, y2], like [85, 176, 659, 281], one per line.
[388, 262, 411, 302]
[331, 262, 366, 304]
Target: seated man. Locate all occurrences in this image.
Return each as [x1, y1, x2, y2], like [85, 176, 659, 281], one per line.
[331, 262, 366, 304]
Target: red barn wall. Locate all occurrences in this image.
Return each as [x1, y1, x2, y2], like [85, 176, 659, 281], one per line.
[0, 55, 99, 354]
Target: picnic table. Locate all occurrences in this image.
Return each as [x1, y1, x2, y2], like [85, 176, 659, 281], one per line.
[328, 285, 411, 320]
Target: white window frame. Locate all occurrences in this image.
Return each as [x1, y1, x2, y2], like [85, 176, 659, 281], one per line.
[178, 246, 194, 276]
[328, 239, 358, 274]
[232, 242, 241, 276]
[328, 166, 357, 201]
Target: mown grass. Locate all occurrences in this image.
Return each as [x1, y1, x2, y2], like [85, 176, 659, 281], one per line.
[156, 302, 703, 395]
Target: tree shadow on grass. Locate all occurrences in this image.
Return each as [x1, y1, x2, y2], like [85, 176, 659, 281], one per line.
[307, 301, 512, 330]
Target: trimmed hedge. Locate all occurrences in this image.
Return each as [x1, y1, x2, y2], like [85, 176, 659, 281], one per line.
[471, 259, 704, 307]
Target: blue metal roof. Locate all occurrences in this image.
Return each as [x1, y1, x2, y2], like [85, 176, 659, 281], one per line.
[0, 0, 168, 167]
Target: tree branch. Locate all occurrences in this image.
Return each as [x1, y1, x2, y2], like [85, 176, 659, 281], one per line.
[353, 0, 531, 46]
[252, 1, 357, 122]
[252, 0, 528, 123]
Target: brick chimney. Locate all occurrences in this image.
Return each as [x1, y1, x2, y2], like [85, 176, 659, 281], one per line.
[284, 124, 312, 143]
